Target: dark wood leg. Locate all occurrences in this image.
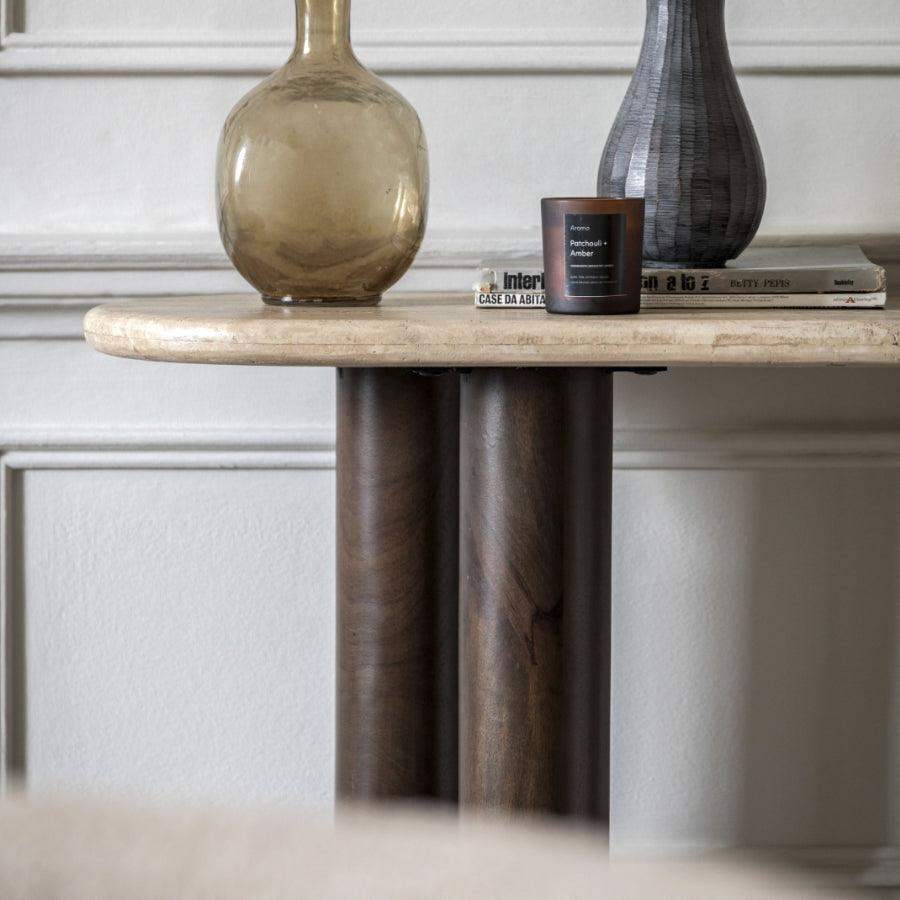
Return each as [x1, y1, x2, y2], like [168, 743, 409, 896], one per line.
[336, 368, 459, 802]
[459, 368, 612, 821]
[563, 369, 612, 822]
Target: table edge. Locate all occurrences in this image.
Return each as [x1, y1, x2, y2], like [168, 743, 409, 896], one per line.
[83, 327, 900, 368]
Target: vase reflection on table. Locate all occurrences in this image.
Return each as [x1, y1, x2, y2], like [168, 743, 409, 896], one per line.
[216, 0, 429, 305]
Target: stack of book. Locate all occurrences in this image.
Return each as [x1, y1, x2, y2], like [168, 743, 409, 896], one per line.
[474, 246, 886, 309]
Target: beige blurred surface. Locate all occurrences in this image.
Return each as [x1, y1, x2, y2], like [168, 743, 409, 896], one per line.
[0, 793, 859, 899]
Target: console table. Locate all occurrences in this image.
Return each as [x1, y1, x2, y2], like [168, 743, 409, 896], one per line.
[84, 293, 900, 821]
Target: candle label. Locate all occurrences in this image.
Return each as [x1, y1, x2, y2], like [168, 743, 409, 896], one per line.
[564, 213, 626, 298]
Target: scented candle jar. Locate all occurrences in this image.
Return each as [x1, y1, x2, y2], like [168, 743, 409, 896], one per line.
[541, 198, 645, 314]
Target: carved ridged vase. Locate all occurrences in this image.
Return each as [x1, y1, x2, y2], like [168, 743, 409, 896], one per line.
[597, 0, 766, 268]
[216, 0, 428, 305]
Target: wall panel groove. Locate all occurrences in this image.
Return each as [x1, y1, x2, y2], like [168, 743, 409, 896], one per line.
[1, 28, 899, 75]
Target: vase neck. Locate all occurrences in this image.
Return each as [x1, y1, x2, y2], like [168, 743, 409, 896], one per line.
[644, 0, 726, 42]
[291, 0, 353, 64]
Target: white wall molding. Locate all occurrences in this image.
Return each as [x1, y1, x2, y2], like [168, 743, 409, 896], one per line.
[1, 426, 898, 789]
[5, 230, 899, 271]
[0, 448, 335, 472]
[0, 229, 540, 301]
[0, 455, 11, 791]
[0, 229, 539, 274]
[612, 429, 900, 470]
[0, 427, 335, 454]
[6, 230, 898, 272]
[0, 443, 334, 789]
[0, 230, 897, 309]
[2, 429, 898, 470]
[1, 28, 899, 75]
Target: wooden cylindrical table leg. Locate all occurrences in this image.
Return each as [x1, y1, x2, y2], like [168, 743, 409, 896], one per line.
[563, 369, 612, 822]
[336, 368, 459, 802]
[459, 368, 612, 821]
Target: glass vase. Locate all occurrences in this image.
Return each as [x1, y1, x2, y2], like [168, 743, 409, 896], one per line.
[216, 0, 429, 305]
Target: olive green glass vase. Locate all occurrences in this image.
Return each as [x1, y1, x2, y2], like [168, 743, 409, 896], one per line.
[216, 0, 429, 305]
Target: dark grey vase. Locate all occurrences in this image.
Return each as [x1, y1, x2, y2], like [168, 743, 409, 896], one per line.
[597, 0, 766, 268]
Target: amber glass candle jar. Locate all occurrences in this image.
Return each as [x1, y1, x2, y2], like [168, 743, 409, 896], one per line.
[541, 198, 645, 314]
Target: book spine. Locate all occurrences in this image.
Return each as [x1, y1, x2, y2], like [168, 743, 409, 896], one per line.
[640, 292, 885, 308]
[474, 292, 886, 309]
[641, 267, 886, 294]
[478, 266, 886, 294]
[476, 269, 545, 293]
[475, 292, 545, 307]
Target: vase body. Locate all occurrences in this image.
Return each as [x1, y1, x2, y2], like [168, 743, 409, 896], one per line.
[217, 0, 428, 304]
[597, 0, 766, 268]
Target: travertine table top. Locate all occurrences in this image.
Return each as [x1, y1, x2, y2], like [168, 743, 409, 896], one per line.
[84, 293, 900, 367]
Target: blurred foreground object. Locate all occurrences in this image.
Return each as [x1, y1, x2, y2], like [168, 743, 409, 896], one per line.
[0, 793, 857, 899]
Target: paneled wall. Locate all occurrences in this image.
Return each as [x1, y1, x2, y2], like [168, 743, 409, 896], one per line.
[1, 0, 899, 857]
